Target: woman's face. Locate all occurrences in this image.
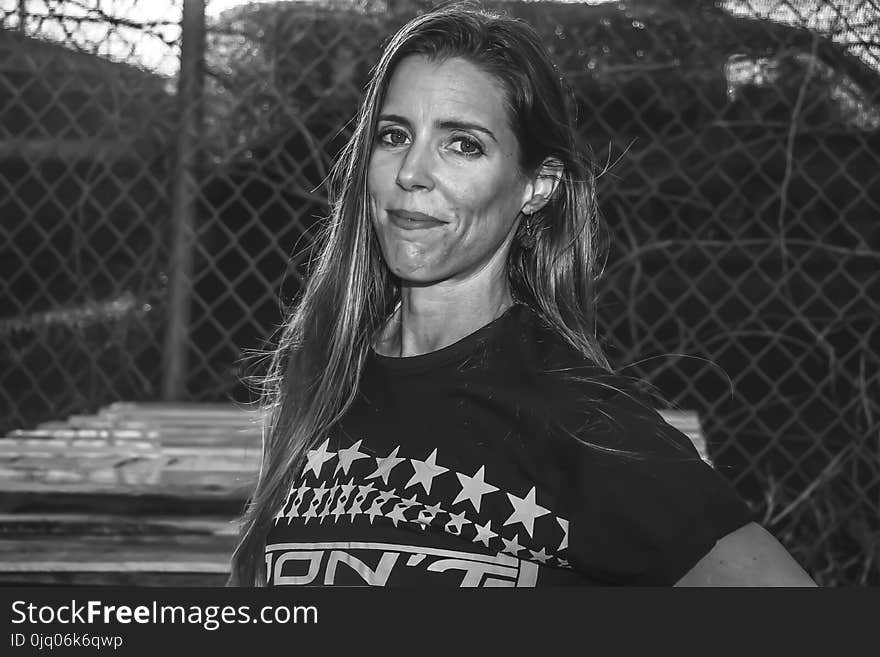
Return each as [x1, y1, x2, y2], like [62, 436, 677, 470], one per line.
[367, 55, 534, 287]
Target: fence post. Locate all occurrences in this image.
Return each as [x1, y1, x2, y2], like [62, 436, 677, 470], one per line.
[162, 0, 205, 400]
[17, 0, 26, 33]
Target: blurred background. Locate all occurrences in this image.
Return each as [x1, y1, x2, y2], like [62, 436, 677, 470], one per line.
[0, 0, 878, 585]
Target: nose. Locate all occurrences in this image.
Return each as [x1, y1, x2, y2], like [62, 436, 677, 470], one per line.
[395, 141, 435, 191]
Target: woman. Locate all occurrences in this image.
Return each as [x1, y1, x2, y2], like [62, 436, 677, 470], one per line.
[229, 3, 815, 587]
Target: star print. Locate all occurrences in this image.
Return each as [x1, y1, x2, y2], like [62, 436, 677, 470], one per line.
[347, 482, 376, 520]
[273, 502, 286, 525]
[404, 448, 449, 495]
[318, 481, 339, 523]
[416, 502, 444, 529]
[557, 517, 569, 551]
[304, 439, 335, 479]
[389, 494, 419, 526]
[374, 489, 397, 506]
[366, 489, 397, 524]
[529, 547, 551, 564]
[556, 558, 571, 569]
[285, 483, 311, 523]
[397, 493, 420, 510]
[501, 533, 525, 557]
[332, 479, 356, 521]
[302, 482, 328, 523]
[444, 510, 469, 536]
[386, 502, 408, 527]
[472, 519, 498, 548]
[290, 482, 310, 514]
[503, 486, 551, 538]
[334, 439, 370, 476]
[365, 446, 406, 485]
[452, 465, 499, 514]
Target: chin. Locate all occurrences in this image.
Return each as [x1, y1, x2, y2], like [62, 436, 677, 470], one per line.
[380, 245, 445, 284]
[389, 265, 442, 286]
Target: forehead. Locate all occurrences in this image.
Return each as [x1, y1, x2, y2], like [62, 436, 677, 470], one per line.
[381, 55, 513, 129]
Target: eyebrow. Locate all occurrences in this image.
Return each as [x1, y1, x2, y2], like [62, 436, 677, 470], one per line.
[377, 113, 498, 143]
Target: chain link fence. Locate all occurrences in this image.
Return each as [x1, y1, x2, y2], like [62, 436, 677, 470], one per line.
[1, 0, 878, 585]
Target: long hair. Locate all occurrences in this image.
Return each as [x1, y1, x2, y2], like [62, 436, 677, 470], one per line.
[228, 2, 611, 586]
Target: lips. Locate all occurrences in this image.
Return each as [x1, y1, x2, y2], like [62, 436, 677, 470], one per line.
[387, 209, 447, 230]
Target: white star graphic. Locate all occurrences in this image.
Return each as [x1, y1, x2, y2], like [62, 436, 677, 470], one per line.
[273, 502, 286, 525]
[318, 481, 339, 523]
[386, 502, 408, 527]
[348, 482, 376, 520]
[472, 519, 498, 548]
[557, 517, 569, 551]
[366, 489, 397, 524]
[365, 446, 406, 485]
[291, 482, 310, 514]
[304, 439, 335, 479]
[404, 448, 449, 495]
[331, 479, 356, 522]
[503, 486, 551, 539]
[529, 547, 551, 564]
[284, 483, 311, 523]
[334, 439, 370, 476]
[302, 482, 328, 524]
[444, 510, 469, 536]
[501, 533, 525, 557]
[397, 493, 420, 510]
[416, 502, 444, 530]
[452, 465, 499, 514]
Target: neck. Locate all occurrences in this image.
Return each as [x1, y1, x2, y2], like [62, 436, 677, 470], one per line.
[375, 278, 514, 358]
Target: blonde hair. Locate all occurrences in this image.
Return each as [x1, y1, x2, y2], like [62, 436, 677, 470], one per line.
[228, 3, 610, 586]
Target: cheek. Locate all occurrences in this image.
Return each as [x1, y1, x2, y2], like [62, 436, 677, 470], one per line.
[367, 153, 397, 197]
[452, 175, 524, 236]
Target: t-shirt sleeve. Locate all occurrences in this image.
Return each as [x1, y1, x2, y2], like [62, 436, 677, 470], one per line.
[562, 393, 755, 586]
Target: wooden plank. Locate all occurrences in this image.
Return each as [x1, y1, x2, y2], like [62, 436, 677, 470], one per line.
[0, 481, 252, 507]
[0, 513, 239, 535]
[0, 443, 259, 459]
[0, 493, 246, 518]
[8, 429, 158, 443]
[0, 571, 229, 586]
[0, 535, 234, 571]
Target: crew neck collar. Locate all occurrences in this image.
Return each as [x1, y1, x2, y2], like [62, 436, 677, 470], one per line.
[369, 302, 526, 374]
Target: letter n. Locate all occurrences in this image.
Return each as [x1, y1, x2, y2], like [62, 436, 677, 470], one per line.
[324, 550, 399, 585]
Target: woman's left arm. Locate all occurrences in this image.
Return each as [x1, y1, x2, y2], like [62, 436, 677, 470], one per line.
[674, 522, 817, 586]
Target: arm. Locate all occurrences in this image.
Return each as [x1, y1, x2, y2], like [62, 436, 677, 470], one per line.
[674, 522, 817, 587]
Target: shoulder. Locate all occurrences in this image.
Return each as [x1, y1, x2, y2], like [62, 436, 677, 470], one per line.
[492, 303, 608, 380]
[489, 305, 701, 466]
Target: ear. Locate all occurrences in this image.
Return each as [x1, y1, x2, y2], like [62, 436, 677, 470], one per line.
[520, 157, 563, 216]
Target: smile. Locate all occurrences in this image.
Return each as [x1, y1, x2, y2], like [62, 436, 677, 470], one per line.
[387, 209, 447, 230]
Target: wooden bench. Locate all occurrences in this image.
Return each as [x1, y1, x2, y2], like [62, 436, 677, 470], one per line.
[0, 403, 709, 585]
[0, 402, 261, 585]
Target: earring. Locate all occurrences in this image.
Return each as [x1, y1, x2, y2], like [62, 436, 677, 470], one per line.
[519, 212, 538, 249]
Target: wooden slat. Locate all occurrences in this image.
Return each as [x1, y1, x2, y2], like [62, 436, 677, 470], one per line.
[0, 489, 247, 516]
[0, 535, 234, 571]
[0, 476, 254, 494]
[0, 513, 239, 534]
[0, 571, 230, 586]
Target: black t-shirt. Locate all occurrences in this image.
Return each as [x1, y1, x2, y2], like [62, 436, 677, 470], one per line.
[264, 303, 753, 586]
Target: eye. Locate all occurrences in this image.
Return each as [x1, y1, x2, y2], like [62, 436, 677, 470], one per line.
[377, 127, 409, 147]
[449, 135, 484, 157]
[450, 136, 483, 156]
